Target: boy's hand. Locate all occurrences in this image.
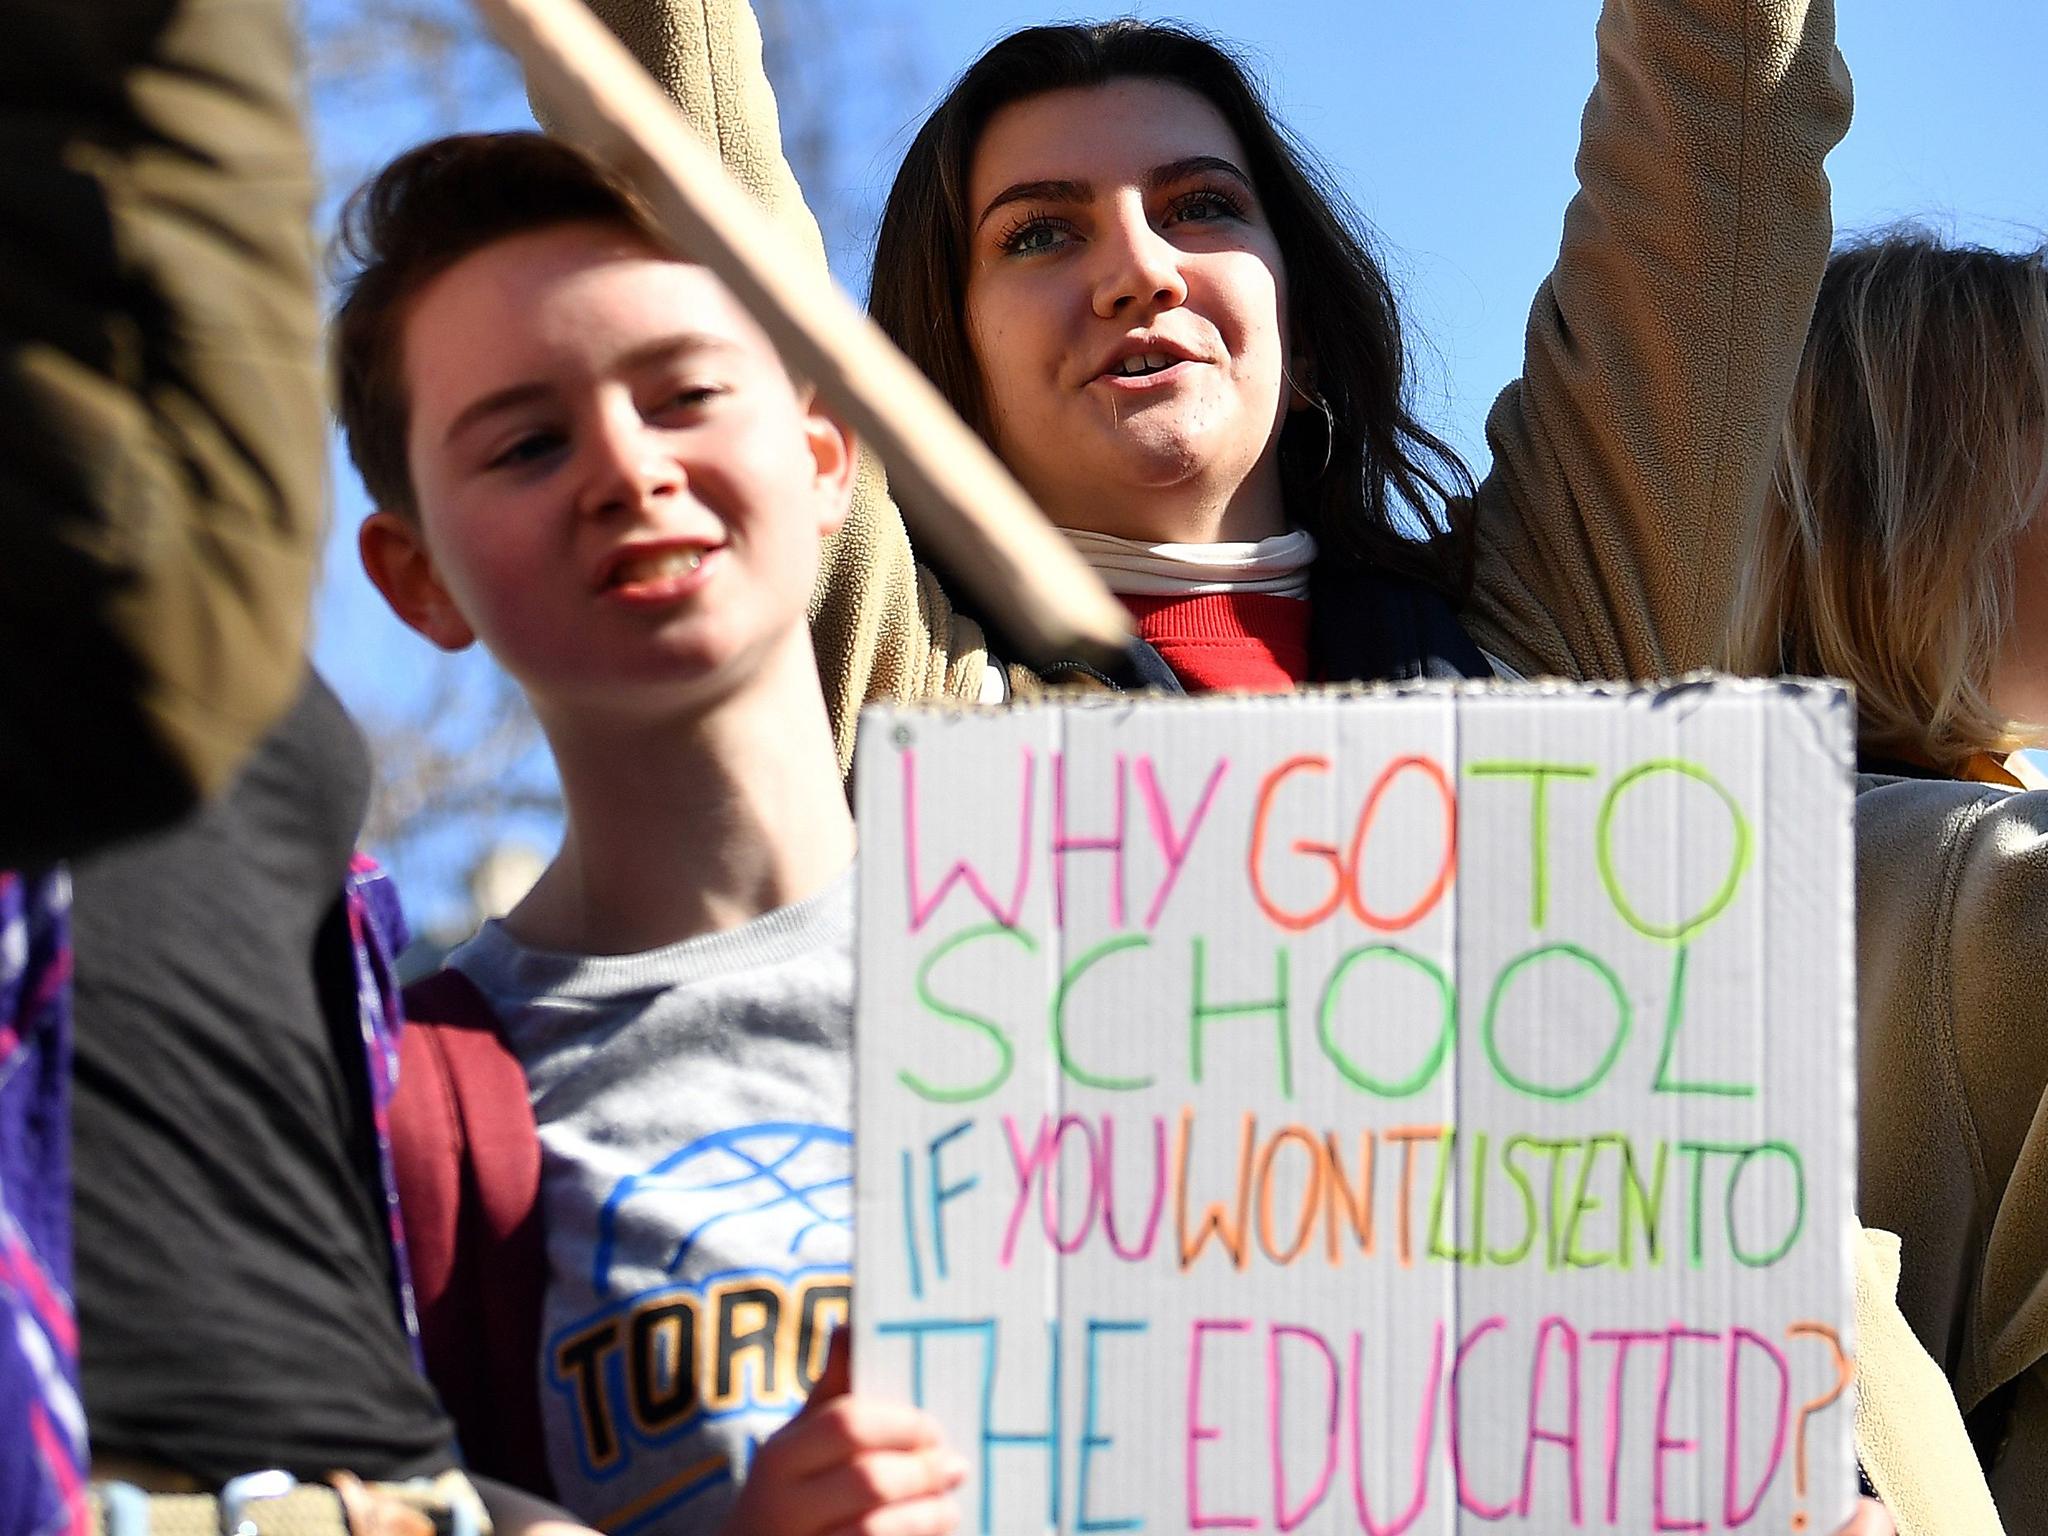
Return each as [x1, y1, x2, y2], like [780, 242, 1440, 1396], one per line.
[1833, 1498, 1893, 1535]
[724, 1331, 967, 1536]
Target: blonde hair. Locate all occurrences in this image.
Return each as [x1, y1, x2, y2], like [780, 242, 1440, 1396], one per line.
[1728, 231, 2048, 771]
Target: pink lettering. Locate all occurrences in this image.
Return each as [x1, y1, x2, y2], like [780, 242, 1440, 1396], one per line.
[903, 746, 1035, 932]
[1188, 1320, 1256, 1530]
[1723, 1328, 1790, 1527]
[1268, 1325, 1339, 1530]
[1591, 1329, 1663, 1523]
[1518, 1316, 1583, 1523]
[999, 1115, 1053, 1266]
[1653, 1325, 1718, 1532]
[1099, 1115, 1168, 1262]
[1348, 1322, 1442, 1536]
[1137, 756, 1227, 928]
[1052, 752, 1126, 929]
[1044, 1114, 1102, 1255]
[1449, 1316, 1514, 1519]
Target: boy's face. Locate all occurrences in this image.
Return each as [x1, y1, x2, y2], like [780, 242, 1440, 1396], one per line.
[363, 221, 851, 719]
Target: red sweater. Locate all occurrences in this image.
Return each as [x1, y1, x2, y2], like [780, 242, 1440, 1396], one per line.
[1121, 591, 1311, 693]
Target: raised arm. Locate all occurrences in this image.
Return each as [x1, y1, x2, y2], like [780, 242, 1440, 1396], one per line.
[571, 0, 991, 773]
[0, 0, 325, 864]
[1461, 0, 1852, 682]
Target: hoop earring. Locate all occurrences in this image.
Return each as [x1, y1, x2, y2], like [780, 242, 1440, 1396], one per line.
[1285, 363, 1336, 482]
[1308, 391, 1335, 480]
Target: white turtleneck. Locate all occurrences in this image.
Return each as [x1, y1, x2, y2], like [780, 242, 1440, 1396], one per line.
[1060, 527, 1318, 598]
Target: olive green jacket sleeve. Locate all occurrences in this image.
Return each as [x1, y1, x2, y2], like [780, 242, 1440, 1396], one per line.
[0, 0, 322, 865]
[1858, 777, 2048, 1532]
[568, 0, 990, 777]
[1461, 0, 1852, 682]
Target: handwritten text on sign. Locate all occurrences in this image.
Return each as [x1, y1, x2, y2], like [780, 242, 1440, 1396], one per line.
[853, 686, 1855, 1534]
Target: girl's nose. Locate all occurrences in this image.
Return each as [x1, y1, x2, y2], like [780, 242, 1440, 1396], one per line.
[1091, 198, 1189, 320]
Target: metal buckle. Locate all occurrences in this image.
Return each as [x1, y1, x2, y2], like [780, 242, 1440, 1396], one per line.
[217, 1470, 299, 1536]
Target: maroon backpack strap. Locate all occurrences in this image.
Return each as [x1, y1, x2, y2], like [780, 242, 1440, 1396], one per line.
[395, 968, 553, 1495]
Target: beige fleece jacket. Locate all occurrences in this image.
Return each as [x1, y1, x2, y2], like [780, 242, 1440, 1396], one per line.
[1858, 775, 2048, 1532]
[557, 0, 1997, 1526]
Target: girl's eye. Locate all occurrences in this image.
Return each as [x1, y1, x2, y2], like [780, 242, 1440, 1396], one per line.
[1168, 188, 1249, 226]
[995, 215, 1075, 257]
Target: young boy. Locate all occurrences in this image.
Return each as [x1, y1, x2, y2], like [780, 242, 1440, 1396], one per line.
[342, 132, 964, 1536]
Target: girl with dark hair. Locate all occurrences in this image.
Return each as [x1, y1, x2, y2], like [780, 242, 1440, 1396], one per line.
[864, 22, 1475, 607]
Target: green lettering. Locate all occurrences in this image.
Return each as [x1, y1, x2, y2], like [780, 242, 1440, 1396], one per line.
[1535, 1138, 1575, 1271]
[1728, 1142, 1806, 1268]
[904, 924, 1032, 1102]
[1562, 1136, 1613, 1269]
[1652, 946, 1756, 1097]
[1619, 1137, 1669, 1267]
[1489, 1136, 1541, 1266]
[1190, 939, 1292, 1099]
[1426, 1129, 1475, 1264]
[1678, 1142, 1715, 1268]
[1317, 944, 1454, 1097]
[1481, 944, 1631, 1101]
[1596, 760, 1753, 943]
[1052, 934, 1154, 1091]
[1677, 1140, 1806, 1268]
[1465, 760, 1596, 929]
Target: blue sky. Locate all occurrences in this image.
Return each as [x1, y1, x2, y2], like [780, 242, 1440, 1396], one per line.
[308, 0, 2048, 922]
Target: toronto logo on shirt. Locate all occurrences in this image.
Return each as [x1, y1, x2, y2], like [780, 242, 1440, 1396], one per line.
[546, 1121, 853, 1532]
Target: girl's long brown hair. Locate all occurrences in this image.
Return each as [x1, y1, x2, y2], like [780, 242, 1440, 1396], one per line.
[866, 21, 1476, 601]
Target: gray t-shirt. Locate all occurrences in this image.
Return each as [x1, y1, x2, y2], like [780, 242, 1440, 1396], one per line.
[449, 867, 854, 1536]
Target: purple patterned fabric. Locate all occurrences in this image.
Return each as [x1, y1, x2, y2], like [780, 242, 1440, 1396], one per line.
[345, 853, 423, 1357]
[0, 869, 85, 1536]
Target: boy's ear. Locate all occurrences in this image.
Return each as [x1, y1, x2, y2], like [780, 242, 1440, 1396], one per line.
[359, 511, 477, 652]
[802, 399, 857, 539]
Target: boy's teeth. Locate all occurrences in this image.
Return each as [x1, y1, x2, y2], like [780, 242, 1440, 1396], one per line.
[614, 550, 704, 585]
[1118, 352, 1173, 376]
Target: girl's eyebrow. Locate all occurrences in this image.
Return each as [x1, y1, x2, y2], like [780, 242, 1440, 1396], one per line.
[973, 155, 1257, 235]
[1146, 154, 1254, 195]
[975, 178, 1089, 234]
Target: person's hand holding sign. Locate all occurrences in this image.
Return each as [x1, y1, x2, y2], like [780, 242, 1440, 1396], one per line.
[725, 1331, 966, 1536]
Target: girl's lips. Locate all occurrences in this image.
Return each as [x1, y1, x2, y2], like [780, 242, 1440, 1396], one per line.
[1091, 358, 1200, 393]
[600, 545, 721, 606]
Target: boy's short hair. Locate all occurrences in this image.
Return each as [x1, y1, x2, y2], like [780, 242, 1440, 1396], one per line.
[333, 132, 668, 519]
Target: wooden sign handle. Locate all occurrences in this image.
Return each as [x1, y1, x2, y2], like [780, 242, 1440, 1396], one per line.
[471, 0, 1132, 669]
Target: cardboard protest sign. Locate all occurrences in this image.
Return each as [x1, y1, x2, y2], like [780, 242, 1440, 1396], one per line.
[854, 682, 1856, 1535]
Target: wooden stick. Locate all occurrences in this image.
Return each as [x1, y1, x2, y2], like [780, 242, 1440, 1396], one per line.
[470, 0, 1132, 669]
